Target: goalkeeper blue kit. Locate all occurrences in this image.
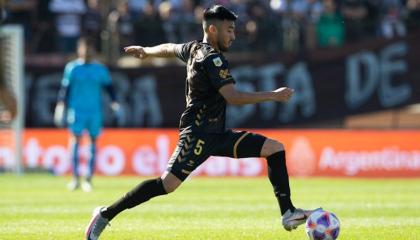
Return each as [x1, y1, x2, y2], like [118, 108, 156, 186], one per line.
[59, 59, 114, 137]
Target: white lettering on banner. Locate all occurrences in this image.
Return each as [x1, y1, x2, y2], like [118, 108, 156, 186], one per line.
[240, 158, 263, 176]
[258, 64, 284, 120]
[157, 135, 170, 173]
[281, 62, 316, 123]
[132, 146, 158, 176]
[319, 147, 420, 175]
[25, 138, 43, 168]
[288, 136, 316, 176]
[97, 146, 125, 176]
[132, 76, 162, 127]
[132, 135, 170, 176]
[203, 157, 228, 176]
[227, 62, 315, 126]
[0, 147, 14, 170]
[227, 66, 257, 128]
[31, 73, 61, 125]
[346, 42, 409, 109]
[42, 146, 69, 175]
[378, 42, 410, 107]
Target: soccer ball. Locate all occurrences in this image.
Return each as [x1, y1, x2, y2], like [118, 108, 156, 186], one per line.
[305, 209, 340, 240]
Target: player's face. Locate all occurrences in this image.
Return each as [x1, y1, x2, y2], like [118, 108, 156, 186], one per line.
[77, 44, 95, 60]
[216, 20, 235, 52]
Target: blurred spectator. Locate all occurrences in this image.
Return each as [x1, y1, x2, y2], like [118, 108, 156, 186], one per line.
[292, 0, 323, 50]
[275, 0, 323, 52]
[33, 0, 56, 53]
[3, 0, 418, 59]
[135, 0, 166, 46]
[4, 0, 36, 48]
[406, 0, 420, 29]
[316, 0, 344, 48]
[127, 0, 147, 18]
[128, 0, 162, 19]
[245, 1, 281, 51]
[165, 0, 198, 43]
[106, 0, 135, 63]
[379, 0, 406, 39]
[83, 0, 103, 51]
[49, 0, 87, 54]
[340, 0, 379, 42]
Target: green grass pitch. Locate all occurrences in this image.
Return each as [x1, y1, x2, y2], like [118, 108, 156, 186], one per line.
[0, 174, 419, 240]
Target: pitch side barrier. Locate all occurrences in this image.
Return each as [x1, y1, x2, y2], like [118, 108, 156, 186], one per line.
[1, 129, 419, 177]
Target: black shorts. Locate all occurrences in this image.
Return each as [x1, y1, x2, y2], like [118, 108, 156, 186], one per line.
[167, 130, 266, 181]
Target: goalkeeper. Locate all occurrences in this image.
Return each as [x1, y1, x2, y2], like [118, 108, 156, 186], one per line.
[54, 37, 119, 192]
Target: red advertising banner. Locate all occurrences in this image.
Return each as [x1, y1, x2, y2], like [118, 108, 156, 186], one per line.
[1, 129, 419, 177]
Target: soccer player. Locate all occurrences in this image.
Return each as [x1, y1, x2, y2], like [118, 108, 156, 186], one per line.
[85, 5, 319, 239]
[54, 37, 119, 192]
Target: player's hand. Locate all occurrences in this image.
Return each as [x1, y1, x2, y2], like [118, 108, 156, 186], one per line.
[272, 87, 294, 102]
[124, 46, 148, 59]
[110, 101, 120, 112]
[0, 111, 13, 123]
[54, 102, 65, 127]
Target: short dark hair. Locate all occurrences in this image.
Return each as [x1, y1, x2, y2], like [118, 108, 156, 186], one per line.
[203, 5, 238, 22]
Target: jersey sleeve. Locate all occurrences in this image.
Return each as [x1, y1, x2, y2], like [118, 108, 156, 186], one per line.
[61, 63, 73, 87]
[204, 54, 235, 90]
[174, 41, 195, 63]
[58, 63, 73, 102]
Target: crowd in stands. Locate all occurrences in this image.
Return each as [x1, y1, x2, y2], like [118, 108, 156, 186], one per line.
[2, 0, 420, 64]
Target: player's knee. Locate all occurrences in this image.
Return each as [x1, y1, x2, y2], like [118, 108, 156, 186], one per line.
[260, 139, 284, 157]
[162, 182, 178, 193]
[161, 173, 182, 194]
[71, 135, 82, 143]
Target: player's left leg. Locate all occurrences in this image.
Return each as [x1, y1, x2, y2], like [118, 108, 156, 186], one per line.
[259, 138, 320, 231]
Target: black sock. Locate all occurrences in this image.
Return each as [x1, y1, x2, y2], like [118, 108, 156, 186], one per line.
[101, 178, 167, 221]
[266, 151, 295, 215]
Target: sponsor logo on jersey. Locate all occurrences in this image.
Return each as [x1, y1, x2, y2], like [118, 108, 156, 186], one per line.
[219, 69, 230, 79]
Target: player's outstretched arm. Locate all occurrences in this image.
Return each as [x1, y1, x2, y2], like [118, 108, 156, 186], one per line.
[124, 43, 179, 59]
[219, 83, 294, 105]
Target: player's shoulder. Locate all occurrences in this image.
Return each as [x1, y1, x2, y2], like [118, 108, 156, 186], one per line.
[203, 53, 227, 69]
[195, 43, 226, 67]
[65, 59, 80, 68]
[64, 59, 82, 73]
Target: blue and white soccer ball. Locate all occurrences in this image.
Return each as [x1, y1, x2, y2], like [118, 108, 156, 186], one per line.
[305, 209, 340, 240]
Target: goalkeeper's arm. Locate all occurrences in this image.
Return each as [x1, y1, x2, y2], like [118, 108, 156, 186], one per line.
[54, 84, 69, 127]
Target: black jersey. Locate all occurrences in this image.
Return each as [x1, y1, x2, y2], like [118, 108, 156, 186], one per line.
[174, 41, 235, 133]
